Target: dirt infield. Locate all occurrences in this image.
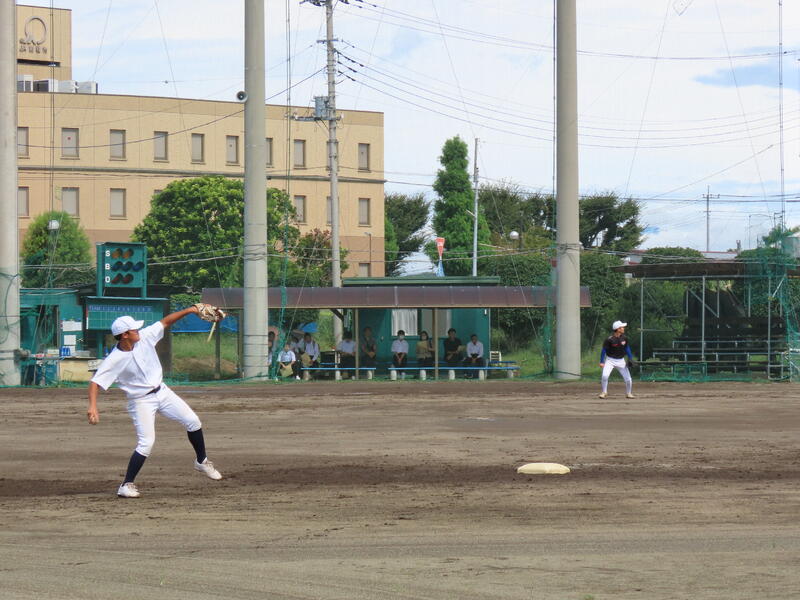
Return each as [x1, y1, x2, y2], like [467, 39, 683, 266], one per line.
[1, 380, 799, 599]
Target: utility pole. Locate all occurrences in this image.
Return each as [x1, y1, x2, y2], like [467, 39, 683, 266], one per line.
[242, 0, 269, 380]
[471, 138, 479, 277]
[306, 0, 343, 341]
[704, 186, 719, 253]
[0, 0, 21, 385]
[325, 0, 342, 342]
[555, 0, 581, 380]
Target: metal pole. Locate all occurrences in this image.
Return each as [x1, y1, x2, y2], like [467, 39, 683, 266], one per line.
[767, 276, 772, 378]
[701, 276, 706, 361]
[639, 278, 644, 361]
[433, 309, 439, 381]
[242, 0, 269, 380]
[555, 0, 581, 380]
[472, 137, 479, 277]
[705, 185, 710, 253]
[0, 0, 20, 385]
[325, 0, 343, 343]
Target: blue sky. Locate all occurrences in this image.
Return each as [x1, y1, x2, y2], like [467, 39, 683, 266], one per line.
[26, 0, 800, 254]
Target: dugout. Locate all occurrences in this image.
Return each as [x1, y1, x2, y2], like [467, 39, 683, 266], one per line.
[615, 259, 800, 381]
[202, 279, 591, 379]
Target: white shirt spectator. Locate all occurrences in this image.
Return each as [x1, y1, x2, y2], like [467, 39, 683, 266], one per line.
[466, 340, 484, 358]
[301, 339, 320, 361]
[391, 339, 409, 354]
[337, 339, 356, 355]
[278, 350, 296, 364]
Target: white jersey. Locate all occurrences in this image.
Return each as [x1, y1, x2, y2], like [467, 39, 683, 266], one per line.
[91, 321, 165, 399]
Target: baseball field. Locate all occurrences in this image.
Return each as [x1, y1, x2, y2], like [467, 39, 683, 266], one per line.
[1, 380, 798, 599]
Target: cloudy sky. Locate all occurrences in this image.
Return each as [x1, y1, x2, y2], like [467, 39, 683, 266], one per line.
[29, 0, 800, 253]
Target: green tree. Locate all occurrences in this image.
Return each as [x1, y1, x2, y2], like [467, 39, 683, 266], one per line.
[132, 177, 299, 292]
[579, 193, 643, 252]
[485, 251, 552, 348]
[580, 251, 625, 349]
[384, 192, 429, 276]
[480, 183, 553, 241]
[428, 136, 490, 275]
[292, 228, 349, 287]
[383, 217, 401, 276]
[20, 211, 94, 288]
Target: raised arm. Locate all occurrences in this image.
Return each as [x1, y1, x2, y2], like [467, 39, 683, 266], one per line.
[160, 305, 199, 329]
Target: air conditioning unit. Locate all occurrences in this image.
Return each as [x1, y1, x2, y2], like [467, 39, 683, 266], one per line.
[17, 74, 34, 92]
[58, 80, 78, 93]
[34, 78, 57, 92]
[77, 81, 98, 94]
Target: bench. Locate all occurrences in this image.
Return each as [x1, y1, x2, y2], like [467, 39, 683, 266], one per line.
[301, 365, 378, 380]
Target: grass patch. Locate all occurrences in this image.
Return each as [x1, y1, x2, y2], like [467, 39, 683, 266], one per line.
[171, 332, 239, 380]
[503, 342, 603, 379]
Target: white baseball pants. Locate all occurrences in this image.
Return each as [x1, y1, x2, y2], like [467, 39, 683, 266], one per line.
[126, 385, 202, 457]
[601, 356, 632, 395]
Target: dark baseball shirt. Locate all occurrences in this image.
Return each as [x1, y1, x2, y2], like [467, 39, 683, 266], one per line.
[600, 334, 633, 361]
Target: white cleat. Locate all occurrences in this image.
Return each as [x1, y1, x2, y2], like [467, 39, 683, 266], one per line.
[194, 458, 222, 480]
[598, 392, 607, 399]
[626, 393, 635, 399]
[117, 482, 140, 498]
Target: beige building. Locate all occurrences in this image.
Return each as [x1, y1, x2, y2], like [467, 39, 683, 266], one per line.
[16, 4, 385, 277]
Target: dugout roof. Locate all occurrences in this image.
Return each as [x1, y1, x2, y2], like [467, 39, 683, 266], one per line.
[202, 286, 592, 310]
[614, 261, 800, 280]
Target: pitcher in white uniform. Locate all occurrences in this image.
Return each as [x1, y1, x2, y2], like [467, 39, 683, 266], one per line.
[87, 305, 223, 498]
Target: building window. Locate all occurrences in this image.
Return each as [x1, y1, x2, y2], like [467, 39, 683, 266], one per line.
[17, 127, 29, 158]
[293, 139, 306, 168]
[358, 263, 371, 277]
[154, 131, 168, 160]
[326, 196, 332, 225]
[265, 137, 273, 166]
[358, 197, 371, 226]
[61, 187, 79, 216]
[358, 143, 370, 171]
[61, 128, 79, 158]
[18, 187, 29, 217]
[110, 188, 126, 218]
[226, 135, 239, 164]
[294, 195, 306, 223]
[109, 129, 126, 159]
[391, 309, 418, 336]
[191, 133, 205, 163]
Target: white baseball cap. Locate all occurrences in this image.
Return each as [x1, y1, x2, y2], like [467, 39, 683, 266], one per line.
[111, 315, 144, 336]
[612, 320, 627, 331]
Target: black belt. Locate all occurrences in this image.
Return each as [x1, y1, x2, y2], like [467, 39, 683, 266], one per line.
[144, 385, 161, 396]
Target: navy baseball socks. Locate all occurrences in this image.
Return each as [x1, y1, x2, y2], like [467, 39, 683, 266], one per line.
[189, 429, 223, 480]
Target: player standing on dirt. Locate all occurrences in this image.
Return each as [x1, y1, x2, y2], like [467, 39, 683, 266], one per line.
[599, 320, 635, 399]
[87, 304, 225, 498]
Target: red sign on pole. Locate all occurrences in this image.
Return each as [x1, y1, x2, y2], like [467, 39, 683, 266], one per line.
[435, 237, 445, 258]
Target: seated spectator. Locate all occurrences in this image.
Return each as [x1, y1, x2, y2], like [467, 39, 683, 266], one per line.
[337, 330, 356, 378]
[360, 326, 378, 367]
[443, 328, 463, 367]
[464, 333, 485, 378]
[299, 332, 320, 376]
[278, 342, 299, 380]
[391, 330, 409, 379]
[416, 330, 434, 373]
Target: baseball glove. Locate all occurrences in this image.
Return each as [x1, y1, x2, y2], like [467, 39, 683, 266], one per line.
[194, 303, 226, 323]
[626, 359, 636, 369]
